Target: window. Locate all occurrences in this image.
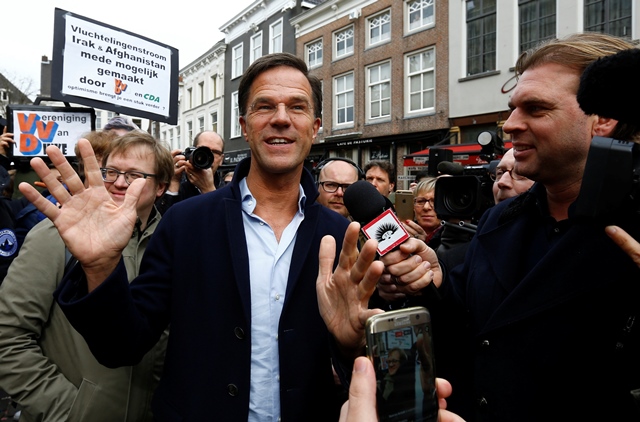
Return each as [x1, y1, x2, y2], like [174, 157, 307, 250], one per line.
[519, 0, 556, 52]
[96, 113, 102, 129]
[251, 32, 263, 63]
[367, 61, 391, 121]
[198, 116, 205, 133]
[0, 89, 7, 102]
[406, 0, 435, 32]
[232, 43, 243, 79]
[406, 48, 435, 114]
[187, 88, 193, 109]
[334, 26, 354, 59]
[270, 19, 283, 53]
[211, 112, 218, 133]
[211, 75, 218, 98]
[169, 128, 174, 146]
[187, 121, 193, 142]
[584, 0, 631, 38]
[466, 0, 496, 75]
[199, 81, 205, 105]
[306, 39, 323, 68]
[334, 72, 354, 126]
[231, 91, 241, 138]
[368, 10, 391, 46]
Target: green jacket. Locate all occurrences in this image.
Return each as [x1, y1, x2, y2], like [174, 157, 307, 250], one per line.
[0, 211, 167, 422]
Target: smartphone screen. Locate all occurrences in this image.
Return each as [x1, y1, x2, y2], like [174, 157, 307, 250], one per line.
[365, 307, 438, 422]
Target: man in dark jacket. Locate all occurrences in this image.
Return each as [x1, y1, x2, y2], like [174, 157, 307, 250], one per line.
[19, 53, 435, 421]
[374, 33, 640, 421]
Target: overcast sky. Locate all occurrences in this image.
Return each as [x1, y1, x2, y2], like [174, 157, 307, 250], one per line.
[3, 1, 254, 98]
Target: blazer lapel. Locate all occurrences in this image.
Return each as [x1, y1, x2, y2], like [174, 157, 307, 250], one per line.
[225, 197, 252, 323]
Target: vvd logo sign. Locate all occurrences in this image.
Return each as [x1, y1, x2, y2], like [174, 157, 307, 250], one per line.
[17, 113, 58, 156]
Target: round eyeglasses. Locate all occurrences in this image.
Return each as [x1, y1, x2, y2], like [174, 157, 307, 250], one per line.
[414, 197, 435, 208]
[491, 168, 528, 182]
[101, 168, 156, 185]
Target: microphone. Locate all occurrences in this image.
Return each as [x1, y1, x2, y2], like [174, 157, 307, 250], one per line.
[344, 180, 410, 256]
[437, 161, 464, 176]
[577, 48, 640, 127]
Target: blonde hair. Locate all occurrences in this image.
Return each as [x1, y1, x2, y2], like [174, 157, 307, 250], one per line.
[516, 32, 634, 81]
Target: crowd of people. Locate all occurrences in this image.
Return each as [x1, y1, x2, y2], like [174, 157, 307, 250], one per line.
[0, 32, 638, 422]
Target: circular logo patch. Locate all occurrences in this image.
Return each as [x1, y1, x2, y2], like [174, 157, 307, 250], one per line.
[0, 229, 18, 257]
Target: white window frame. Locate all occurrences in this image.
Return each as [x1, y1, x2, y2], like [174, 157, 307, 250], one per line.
[334, 72, 355, 128]
[367, 9, 391, 47]
[198, 116, 205, 133]
[187, 121, 193, 142]
[366, 60, 392, 122]
[250, 31, 263, 63]
[231, 91, 241, 138]
[305, 38, 323, 68]
[405, 0, 435, 34]
[211, 112, 218, 133]
[405, 47, 436, 116]
[269, 19, 283, 53]
[334, 25, 355, 59]
[232, 43, 244, 79]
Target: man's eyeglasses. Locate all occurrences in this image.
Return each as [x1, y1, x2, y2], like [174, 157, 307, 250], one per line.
[318, 181, 351, 193]
[249, 101, 314, 119]
[414, 197, 435, 208]
[491, 168, 528, 182]
[101, 168, 156, 185]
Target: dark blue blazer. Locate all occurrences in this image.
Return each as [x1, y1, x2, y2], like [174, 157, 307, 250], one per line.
[56, 158, 350, 421]
[433, 184, 640, 421]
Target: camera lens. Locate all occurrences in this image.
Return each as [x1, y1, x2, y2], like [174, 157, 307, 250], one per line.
[190, 147, 214, 170]
[444, 187, 475, 214]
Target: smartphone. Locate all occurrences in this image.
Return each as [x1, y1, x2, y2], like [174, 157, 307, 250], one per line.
[365, 307, 438, 422]
[395, 190, 415, 222]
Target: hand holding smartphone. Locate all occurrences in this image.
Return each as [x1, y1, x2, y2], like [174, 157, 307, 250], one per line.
[365, 307, 438, 422]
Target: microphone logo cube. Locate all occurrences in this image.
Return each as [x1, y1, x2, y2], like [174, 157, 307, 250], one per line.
[362, 209, 410, 256]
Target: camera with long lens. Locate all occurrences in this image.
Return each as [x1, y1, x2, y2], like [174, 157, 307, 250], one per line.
[574, 136, 640, 220]
[182, 146, 214, 170]
[433, 162, 497, 224]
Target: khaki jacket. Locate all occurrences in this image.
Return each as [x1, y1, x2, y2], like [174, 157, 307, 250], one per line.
[0, 212, 167, 422]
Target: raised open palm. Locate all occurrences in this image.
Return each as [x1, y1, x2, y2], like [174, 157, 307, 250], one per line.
[18, 139, 144, 288]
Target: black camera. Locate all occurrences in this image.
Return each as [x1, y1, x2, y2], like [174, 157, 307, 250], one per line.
[182, 146, 214, 170]
[574, 136, 640, 219]
[434, 163, 497, 224]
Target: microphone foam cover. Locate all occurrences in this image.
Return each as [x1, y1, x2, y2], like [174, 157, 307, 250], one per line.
[343, 180, 388, 225]
[437, 161, 464, 176]
[577, 48, 640, 127]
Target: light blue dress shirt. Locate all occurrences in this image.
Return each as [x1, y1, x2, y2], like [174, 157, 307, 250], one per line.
[239, 178, 306, 422]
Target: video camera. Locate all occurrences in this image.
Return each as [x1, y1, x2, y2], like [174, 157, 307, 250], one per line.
[433, 161, 497, 224]
[182, 146, 214, 170]
[574, 136, 640, 219]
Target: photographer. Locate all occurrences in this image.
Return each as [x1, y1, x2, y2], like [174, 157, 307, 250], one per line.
[155, 130, 224, 214]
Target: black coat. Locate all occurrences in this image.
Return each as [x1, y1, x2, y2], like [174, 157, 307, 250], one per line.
[433, 183, 640, 421]
[56, 158, 350, 421]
